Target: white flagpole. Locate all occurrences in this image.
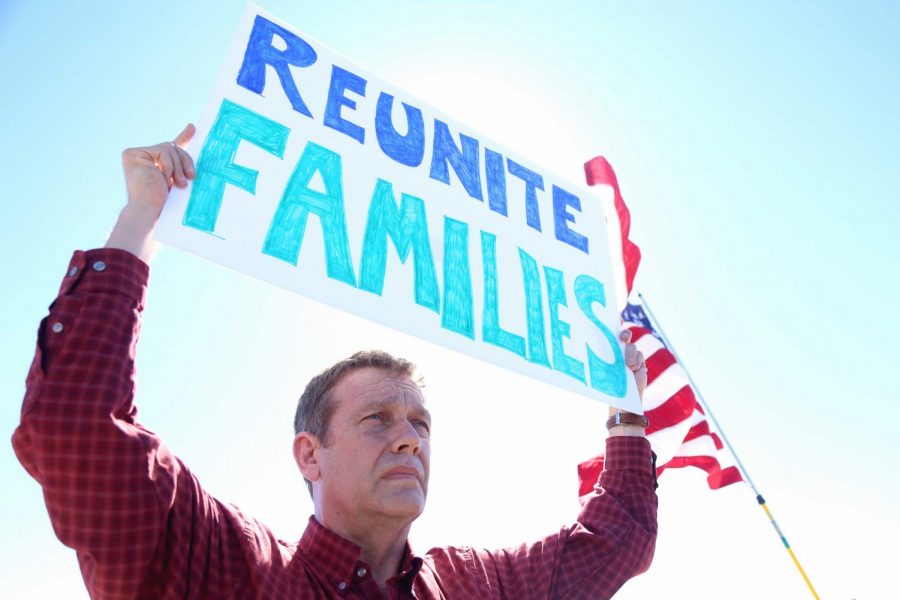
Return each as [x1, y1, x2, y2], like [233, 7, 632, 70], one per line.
[637, 292, 820, 600]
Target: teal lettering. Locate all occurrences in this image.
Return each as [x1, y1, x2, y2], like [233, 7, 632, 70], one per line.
[262, 142, 356, 286]
[518, 248, 550, 368]
[574, 275, 626, 397]
[359, 179, 439, 312]
[441, 218, 474, 338]
[184, 99, 289, 233]
[481, 232, 525, 357]
[544, 267, 586, 383]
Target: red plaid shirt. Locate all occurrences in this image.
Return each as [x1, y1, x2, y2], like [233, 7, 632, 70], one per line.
[13, 248, 658, 599]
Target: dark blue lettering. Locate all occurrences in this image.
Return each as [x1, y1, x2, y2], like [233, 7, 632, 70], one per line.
[507, 159, 544, 231]
[485, 149, 507, 216]
[323, 65, 367, 143]
[375, 93, 425, 167]
[236, 15, 317, 117]
[429, 120, 483, 201]
[552, 186, 588, 253]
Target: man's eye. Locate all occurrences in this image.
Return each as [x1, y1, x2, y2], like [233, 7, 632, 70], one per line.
[365, 413, 383, 421]
[414, 420, 431, 434]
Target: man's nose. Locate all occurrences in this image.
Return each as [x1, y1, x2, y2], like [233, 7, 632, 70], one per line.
[391, 419, 422, 455]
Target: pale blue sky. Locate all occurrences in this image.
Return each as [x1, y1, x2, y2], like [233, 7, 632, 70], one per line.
[2, 2, 898, 598]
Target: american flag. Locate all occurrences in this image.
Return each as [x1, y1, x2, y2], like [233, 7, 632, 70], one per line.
[577, 302, 744, 497]
[580, 158, 743, 496]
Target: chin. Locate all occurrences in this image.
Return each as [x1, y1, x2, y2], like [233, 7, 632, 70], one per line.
[380, 492, 427, 520]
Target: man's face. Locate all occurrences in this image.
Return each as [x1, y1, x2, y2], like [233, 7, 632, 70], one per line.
[314, 367, 431, 525]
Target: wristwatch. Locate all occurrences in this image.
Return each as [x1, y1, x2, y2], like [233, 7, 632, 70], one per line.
[606, 411, 649, 430]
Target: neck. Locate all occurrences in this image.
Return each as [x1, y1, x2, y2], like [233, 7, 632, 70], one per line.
[315, 508, 413, 587]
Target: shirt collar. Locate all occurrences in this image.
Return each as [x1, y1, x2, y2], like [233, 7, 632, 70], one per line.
[391, 546, 424, 593]
[298, 516, 423, 591]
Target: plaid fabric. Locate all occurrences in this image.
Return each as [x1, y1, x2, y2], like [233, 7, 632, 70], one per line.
[13, 248, 657, 599]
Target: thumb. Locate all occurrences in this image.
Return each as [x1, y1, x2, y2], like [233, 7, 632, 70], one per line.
[174, 123, 196, 148]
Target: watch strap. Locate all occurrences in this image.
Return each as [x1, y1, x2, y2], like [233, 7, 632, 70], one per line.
[606, 411, 649, 430]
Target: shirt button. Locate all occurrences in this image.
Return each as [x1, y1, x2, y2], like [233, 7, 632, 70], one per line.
[337, 582, 348, 591]
[356, 567, 367, 577]
[51, 322, 64, 333]
[68, 266, 79, 277]
[92, 261, 107, 272]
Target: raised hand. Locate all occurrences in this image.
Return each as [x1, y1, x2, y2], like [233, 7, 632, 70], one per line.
[607, 328, 648, 437]
[621, 328, 647, 399]
[106, 124, 196, 263]
[121, 124, 196, 213]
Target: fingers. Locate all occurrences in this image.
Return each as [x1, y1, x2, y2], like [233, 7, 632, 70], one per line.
[626, 345, 645, 375]
[625, 342, 638, 369]
[620, 326, 647, 397]
[174, 123, 196, 148]
[627, 345, 647, 399]
[151, 146, 176, 187]
[633, 355, 648, 399]
[633, 351, 646, 374]
[159, 139, 195, 189]
[620, 328, 644, 370]
[167, 144, 188, 188]
[174, 144, 195, 180]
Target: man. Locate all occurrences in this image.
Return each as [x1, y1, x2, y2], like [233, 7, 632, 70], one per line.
[13, 126, 657, 599]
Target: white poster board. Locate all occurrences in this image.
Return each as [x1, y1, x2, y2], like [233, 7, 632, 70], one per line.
[157, 3, 640, 412]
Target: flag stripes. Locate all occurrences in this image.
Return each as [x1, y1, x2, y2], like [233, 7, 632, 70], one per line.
[580, 158, 820, 599]
[580, 156, 740, 494]
[583, 156, 641, 310]
[577, 303, 744, 497]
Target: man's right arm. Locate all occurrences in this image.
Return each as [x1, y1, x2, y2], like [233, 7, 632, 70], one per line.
[11, 128, 277, 597]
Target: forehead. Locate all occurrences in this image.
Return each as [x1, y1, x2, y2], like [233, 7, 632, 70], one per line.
[331, 367, 426, 414]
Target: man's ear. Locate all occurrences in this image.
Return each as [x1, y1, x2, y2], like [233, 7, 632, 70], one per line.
[293, 432, 321, 483]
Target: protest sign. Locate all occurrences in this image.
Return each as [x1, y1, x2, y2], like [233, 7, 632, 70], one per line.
[157, 3, 640, 412]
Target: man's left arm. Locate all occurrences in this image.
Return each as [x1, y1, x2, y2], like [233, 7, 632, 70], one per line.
[549, 333, 657, 596]
[556, 434, 658, 597]
[437, 330, 658, 599]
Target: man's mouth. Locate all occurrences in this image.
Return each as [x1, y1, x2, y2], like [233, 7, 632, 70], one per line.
[383, 466, 422, 481]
